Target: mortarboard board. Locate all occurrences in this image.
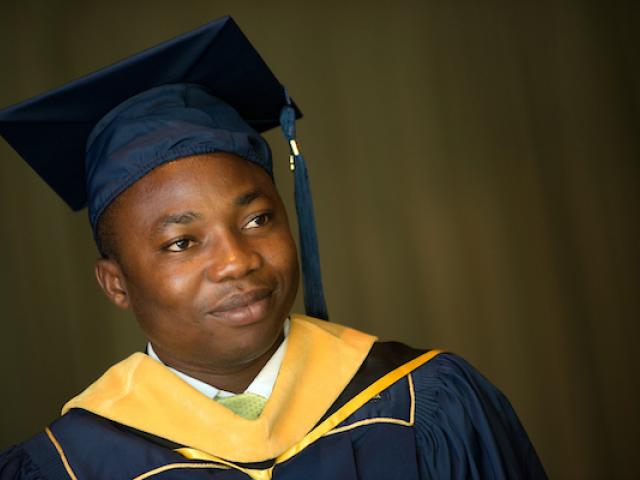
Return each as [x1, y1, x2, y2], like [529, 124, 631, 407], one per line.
[0, 16, 328, 320]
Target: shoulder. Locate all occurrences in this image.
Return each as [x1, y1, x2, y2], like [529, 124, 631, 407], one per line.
[0, 410, 120, 480]
[407, 351, 548, 479]
[0, 445, 37, 480]
[359, 344, 515, 418]
[411, 351, 509, 406]
[0, 427, 72, 480]
[357, 345, 519, 433]
[343, 342, 547, 478]
[1, 409, 186, 480]
[409, 352, 519, 440]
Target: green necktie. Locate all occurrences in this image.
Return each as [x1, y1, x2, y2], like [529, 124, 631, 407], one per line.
[215, 392, 267, 420]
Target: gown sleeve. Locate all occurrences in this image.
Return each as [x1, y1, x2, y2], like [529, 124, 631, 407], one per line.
[412, 353, 547, 479]
[0, 445, 43, 480]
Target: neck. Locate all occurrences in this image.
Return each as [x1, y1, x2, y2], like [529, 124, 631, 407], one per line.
[151, 333, 284, 394]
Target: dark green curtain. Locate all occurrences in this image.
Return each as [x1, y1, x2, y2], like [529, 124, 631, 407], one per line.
[0, 1, 637, 478]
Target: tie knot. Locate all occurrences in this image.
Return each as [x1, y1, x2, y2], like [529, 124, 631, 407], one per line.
[215, 392, 267, 420]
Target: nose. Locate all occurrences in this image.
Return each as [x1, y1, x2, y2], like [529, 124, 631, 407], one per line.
[205, 230, 262, 282]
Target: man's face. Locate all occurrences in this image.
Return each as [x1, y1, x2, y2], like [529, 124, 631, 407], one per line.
[97, 153, 299, 371]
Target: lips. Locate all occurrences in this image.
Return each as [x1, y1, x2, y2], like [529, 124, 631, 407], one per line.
[206, 288, 273, 325]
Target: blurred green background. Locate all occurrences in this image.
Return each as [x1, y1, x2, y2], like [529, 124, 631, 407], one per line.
[0, 1, 638, 478]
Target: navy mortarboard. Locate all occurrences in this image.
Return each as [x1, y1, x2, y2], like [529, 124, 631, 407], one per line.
[0, 16, 327, 320]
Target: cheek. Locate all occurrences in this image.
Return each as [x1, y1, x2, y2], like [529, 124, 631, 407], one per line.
[127, 271, 204, 347]
[126, 262, 200, 318]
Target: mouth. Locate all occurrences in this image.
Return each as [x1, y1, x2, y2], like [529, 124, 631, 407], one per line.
[206, 288, 273, 325]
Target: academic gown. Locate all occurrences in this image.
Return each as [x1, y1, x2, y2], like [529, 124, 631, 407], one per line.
[0, 315, 546, 479]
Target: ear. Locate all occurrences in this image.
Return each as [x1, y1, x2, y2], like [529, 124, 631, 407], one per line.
[95, 258, 130, 309]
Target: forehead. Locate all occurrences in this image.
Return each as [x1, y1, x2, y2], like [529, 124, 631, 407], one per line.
[115, 152, 275, 210]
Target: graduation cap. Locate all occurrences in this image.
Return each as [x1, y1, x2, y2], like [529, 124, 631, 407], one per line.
[0, 16, 328, 320]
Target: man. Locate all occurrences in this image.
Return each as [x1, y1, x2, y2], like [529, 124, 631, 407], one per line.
[0, 17, 546, 479]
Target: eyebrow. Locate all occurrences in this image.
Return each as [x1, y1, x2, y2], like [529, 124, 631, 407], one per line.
[234, 189, 264, 206]
[153, 211, 201, 232]
[151, 190, 264, 232]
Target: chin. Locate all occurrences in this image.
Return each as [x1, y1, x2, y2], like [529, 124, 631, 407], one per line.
[211, 313, 286, 368]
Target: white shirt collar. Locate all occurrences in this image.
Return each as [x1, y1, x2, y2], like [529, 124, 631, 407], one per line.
[147, 318, 290, 400]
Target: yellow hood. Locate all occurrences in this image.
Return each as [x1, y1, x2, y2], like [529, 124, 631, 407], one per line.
[62, 314, 376, 462]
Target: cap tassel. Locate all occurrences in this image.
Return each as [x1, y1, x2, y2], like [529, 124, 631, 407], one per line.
[280, 92, 329, 320]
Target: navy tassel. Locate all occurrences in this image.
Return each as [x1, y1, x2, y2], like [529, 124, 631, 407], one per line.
[280, 90, 329, 320]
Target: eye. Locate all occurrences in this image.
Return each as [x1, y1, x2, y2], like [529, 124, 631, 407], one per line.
[244, 212, 272, 229]
[165, 238, 195, 252]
